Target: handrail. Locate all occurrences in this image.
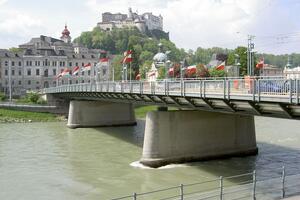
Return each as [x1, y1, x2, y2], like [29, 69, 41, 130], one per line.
[44, 78, 300, 105]
[111, 166, 300, 200]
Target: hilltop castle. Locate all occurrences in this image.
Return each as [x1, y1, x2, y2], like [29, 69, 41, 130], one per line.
[97, 8, 163, 33]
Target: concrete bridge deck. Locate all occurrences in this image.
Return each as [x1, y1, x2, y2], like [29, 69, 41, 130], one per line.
[44, 78, 300, 119]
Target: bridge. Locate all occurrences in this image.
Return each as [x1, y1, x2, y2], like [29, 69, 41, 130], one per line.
[44, 77, 300, 167]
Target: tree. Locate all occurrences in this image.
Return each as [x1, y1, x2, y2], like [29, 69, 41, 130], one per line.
[111, 55, 123, 80]
[209, 68, 226, 77]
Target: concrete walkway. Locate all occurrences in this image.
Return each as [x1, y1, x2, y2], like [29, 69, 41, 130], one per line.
[284, 196, 300, 199]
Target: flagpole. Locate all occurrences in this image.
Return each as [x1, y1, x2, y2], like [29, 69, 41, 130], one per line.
[112, 60, 114, 82]
[129, 62, 132, 82]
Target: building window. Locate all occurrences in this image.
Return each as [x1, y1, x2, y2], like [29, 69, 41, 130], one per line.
[76, 80, 78, 84]
[36, 69, 40, 76]
[18, 80, 22, 85]
[82, 80, 84, 83]
[28, 80, 31, 85]
[18, 70, 21, 76]
[5, 69, 8, 76]
[82, 71, 84, 76]
[4, 61, 8, 66]
[18, 61, 22, 66]
[12, 80, 14, 85]
[35, 61, 38, 66]
[12, 70, 15, 76]
[11, 61, 15, 66]
[53, 69, 56, 76]
[88, 71, 91, 76]
[75, 62, 78, 66]
[82, 62, 84, 67]
[27, 69, 31, 76]
[52, 61, 56, 66]
[36, 81, 39, 85]
[69, 62, 72, 67]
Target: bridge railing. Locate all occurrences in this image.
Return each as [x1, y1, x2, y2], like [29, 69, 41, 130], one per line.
[44, 78, 300, 104]
[111, 166, 300, 200]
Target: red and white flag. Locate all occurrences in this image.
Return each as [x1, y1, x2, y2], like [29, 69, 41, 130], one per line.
[121, 50, 133, 64]
[100, 57, 109, 65]
[168, 67, 174, 75]
[72, 66, 80, 75]
[256, 58, 264, 69]
[187, 65, 197, 74]
[135, 73, 141, 80]
[148, 71, 156, 77]
[61, 68, 71, 76]
[82, 63, 91, 71]
[55, 73, 62, 79]
[216, 61, 225, 71]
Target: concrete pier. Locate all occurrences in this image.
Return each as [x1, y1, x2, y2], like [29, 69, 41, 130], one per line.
[140, 110, 257, 168]
[67, 100, 136, 128]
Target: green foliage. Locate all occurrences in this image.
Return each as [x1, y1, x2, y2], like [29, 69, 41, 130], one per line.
[9, 47, 23, 53]
[111, 55, 124, 81]
[27, 92, 39, 103]
[157, 67, 167, 79]
[209, 68, 226, 77]
[0, 108, 61, 123]
[0, 92, 6, 101]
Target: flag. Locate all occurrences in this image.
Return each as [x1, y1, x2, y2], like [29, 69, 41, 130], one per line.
[168, 67, 174, 75]
[55, 73, 62, 80]
[135, 73, 141, 80]
[216, 61, 225, 71]
[61, 68, 71, 76]
[82, 63, 91, 71]
[100, 57, 109, 64]
[186, 65, 197, 74]
[72, 66, 80, 75]
[121, 50, 133, 64]
[256, 58, 264, 69]
[148, 71, 156, 77]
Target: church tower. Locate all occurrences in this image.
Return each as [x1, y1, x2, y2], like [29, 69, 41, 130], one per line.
[60, 24, 71, 43]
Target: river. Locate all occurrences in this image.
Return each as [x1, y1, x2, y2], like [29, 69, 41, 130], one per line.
[0, 117, 300, 199]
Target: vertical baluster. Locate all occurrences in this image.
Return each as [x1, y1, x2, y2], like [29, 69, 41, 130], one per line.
[219, 176, 223, 200]
[252, 170, 256, 200]
[281, 166, 286, 198]
[180, 184, 184, 200]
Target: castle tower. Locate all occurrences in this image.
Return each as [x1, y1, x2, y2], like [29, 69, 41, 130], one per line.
[60, 24, 71, 43]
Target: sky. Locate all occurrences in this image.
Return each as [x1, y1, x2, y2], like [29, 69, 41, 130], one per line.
[1, 0, 300, 55]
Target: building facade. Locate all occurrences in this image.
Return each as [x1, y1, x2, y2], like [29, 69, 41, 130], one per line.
[97, 8, 163, 33]
[0, 26, 108, 97]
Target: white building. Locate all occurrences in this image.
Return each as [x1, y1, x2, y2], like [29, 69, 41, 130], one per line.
[284, 66, 300, 79]
[0, 25, 109, 97]
[97, 8, 163, 33]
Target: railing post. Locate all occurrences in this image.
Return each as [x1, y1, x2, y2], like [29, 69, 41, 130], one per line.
[281, 166, 286, 198]
[223, 79, 226, 99]
[133, 192, 137, 200]
[227, 80, 230, 100]
[252, 79, 256, 102]
[164, 79, 167, 95]
[199, 80, 202, 98]
[219, 176, 223, 200]
[203, 81, 206, 98]
[289, 79, 293, 104]
[257, 79, 261, 102]
[252, 170, 256, 200]
[180, 184, 184, 200]
[297, 79, 299, 104]
[180, 79, 183, 96]
[183, 81, 186, 97]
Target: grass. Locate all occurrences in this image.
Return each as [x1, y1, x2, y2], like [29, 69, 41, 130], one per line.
[134, 105, 158, 119]
[0, 108, 64, 123]
[134, 106, 178, 119]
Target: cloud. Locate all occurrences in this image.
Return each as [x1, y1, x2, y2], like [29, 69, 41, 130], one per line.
[0, 3, 47, 47]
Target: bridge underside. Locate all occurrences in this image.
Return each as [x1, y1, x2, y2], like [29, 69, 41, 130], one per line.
[52, 92, 300, 120]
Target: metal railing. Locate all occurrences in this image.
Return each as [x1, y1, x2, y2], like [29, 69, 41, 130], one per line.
[111, 166, 300, 200]
[44, 78, 300, 104]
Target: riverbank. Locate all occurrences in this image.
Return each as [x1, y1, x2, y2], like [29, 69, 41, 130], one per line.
[0, 105, 173, 123]
[0, 108, 66, 123]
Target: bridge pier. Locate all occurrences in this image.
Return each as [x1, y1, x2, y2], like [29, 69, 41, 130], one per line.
[67, 100, 136, 128]
[140, 110, 258, 168]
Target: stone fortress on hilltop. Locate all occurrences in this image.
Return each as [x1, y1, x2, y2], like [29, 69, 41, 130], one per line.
[97, 7, 163, 33]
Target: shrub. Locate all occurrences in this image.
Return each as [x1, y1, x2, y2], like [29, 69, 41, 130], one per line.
[0, 92, 6, 101]
[25, 92, 40, 103]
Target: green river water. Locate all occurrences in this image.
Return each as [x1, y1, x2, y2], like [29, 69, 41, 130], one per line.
[0, 117, 300, 199]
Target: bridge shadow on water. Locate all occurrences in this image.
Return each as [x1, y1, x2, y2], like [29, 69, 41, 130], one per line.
[89, 118, 300, 183]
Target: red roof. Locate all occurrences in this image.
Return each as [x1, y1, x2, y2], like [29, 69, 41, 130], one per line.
[62, 25, 70, 36]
